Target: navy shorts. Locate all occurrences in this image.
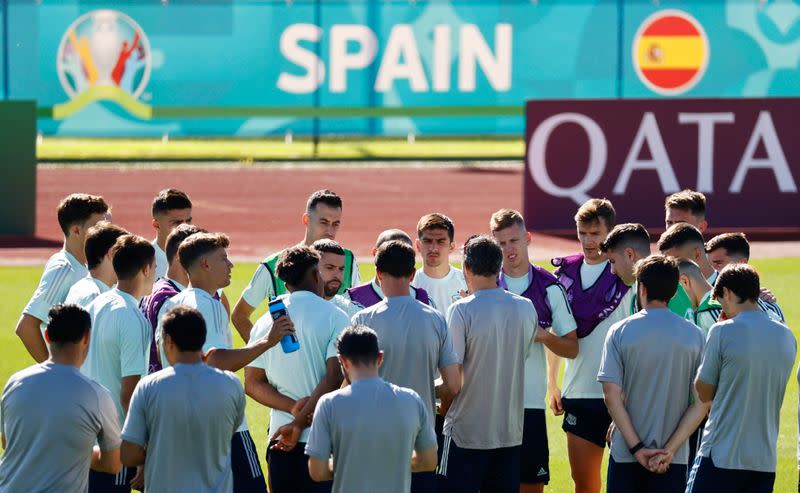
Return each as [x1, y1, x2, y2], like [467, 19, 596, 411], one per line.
[520, 409, 549, 484]
[266, 439, 332, 493]
[412, 471, 437, 493]
[437, 434, 521, 493]
[607, 456, 687, 493]
[561, 397, 611, 448]
[231, 430, 267, 493]
[686, 455, 775, 493]
[88, 466, 136, 493]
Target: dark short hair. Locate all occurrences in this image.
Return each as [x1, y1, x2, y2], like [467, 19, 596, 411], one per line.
[47, 304, 91, 345]
[111, 235, 156, 281]
[713, 263, 760, 304]
[634, 255, 679, 303]
[574, 198, 616, 230]
[676, 258, 705, 282]
[706, 233, 750, 261]
[57, 194, 109, 235]
[85, 221, 128, 270]
[337, 325, 380, 366]
[665, 189, 706, 218]
[178, 233, 230, 272]
[312, 239, 345, 256]
[375, 240, 416, 278]
[463, 235, 502, 277]
[375, 229, 412, 248]
[658, 223, 705, 253]
[152, 189, 192, 217]
[489, 209, 526, 232]
[161, 306, 206, 352]
[306, 189, 342, 213]
[276, 246, 320, 287]
[166, 224, 206, 265]
[600, 223, 651, 257]
[417, 213, 455, 242]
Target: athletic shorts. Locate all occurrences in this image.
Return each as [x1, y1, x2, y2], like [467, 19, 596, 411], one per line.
[520, 408, 550, 484]
[435, 413, 445, 463]
[686, 455, 775, 493]
[231, 430, 267, 493]
[561, 397, 611, 448]
[437, 434, 521, 493]
[606, 456, 687, 493]
[88, 466, 136, 493]
[411, 471, 436, 493]
[266, 439, 332, 493]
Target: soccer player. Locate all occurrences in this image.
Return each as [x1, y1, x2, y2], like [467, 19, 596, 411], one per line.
[244, 246, 350, 493]
[156, 232, 272, 492]
[233, 189, 359, 340]
[705, 232, 785, 322]
[438, 235, 539, 493]
[657, 223, 718, 285]
[0, 305, 121, 493]
[547, 199, 633, 493]
[141, 224, 204, 373]
[150, 188, 192, 279]
[306, 325, 439, 493]
[65, 221, 128, 307]
[676, 259, 721, 337]
[412, 213, 467, 314]
[489, 209, 578, 493]
[312, 239, 362, 317]
[688, 264, 796, 492]
[16, 193, 110, 362]
[351, 240, 461, 493]
[120, 306, 248, 493]
[82, 234, 155, 492]
[598, 255, 706, 492]
[664, 189, 707, 233]
[346, 229, 431, 308]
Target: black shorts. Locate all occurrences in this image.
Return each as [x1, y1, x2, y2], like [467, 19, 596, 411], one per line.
[88, 466, 136, 493]
[437, 434, 521, 493]
[266, 439, 332, 493]
[435, 413, 445, 464]
[561, 397, 611, 448]
[607, 456, 687, 493]
[231, 430, 267, 493]
[520, 409, 549, 484]
[686, 455, 775, 493]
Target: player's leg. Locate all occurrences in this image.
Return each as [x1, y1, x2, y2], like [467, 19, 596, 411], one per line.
[566, 433, 605, 493]
[562, 398, 609, 493]
[437, 434, 488, 493]
[519, 409, 548, 493]
[230, 431, 267, 493]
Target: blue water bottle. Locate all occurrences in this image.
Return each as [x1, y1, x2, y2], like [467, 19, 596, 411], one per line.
[269, 298, 299, 353]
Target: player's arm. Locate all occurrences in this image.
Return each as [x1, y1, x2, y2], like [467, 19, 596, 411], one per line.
[244, 367, 296, 413]
[207, 316, 294, 372]
[220, 291, 231, 317]
[308, 456, 334, 482]
[546, 349, 563, 415]
[695, 379, 716, 403]
[658, 387, 711, 469]
[14, 314, 48, 363]
[93, 444, 122, 473]
[120, 376, 141, 415]
[120, 441, 145, 468]
[231, 298, 255, 343]
[411, 446, 438, 472]
[538, 329, 578, 359]
[602, 381, 665, 469]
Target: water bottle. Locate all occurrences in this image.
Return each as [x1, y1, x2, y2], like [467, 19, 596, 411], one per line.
[269, 298, 299, 353]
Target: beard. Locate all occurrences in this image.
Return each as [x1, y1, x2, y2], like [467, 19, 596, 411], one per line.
[324, 281, 341, 298]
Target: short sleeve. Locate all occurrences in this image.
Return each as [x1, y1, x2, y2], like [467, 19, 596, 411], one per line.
[326, 309, 351, 360]
[304, 397, 333, 459]
[597, 322, 624, 386]
[23, 261, 74, 322]
[119, 382, 145, 448]
[414, 394, 437, 452]
[119, 314, 148, 378]
[241, 264, 275, 309]
[697, 325, 723, 387]
[545, 284, 577, 336]
[436, 314, 459, 369]
[446, 305, 467, 365]
[246, 316, 273, 370]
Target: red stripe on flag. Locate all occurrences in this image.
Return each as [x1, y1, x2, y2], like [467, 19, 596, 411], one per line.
[641, 69, 699, 89]
[642, 16, 700, 36]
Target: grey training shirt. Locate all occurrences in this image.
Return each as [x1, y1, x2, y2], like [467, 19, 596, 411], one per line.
[305, 377, 436, 493]
[0, 362, 121, 493]
[598, 308, 704, 464]
[697, 310, 796, 472]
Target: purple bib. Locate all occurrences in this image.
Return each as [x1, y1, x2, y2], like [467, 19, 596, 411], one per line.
[347, 282, 431, 308]
[140, 278, 182, 374]
[498, 264, 556, 328]
[552, 253, 629, 338]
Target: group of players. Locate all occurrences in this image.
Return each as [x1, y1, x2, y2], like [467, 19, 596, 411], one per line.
[0, 187, 795, 493]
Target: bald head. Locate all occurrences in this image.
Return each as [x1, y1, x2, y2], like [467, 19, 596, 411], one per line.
[375, 229, 412, 249]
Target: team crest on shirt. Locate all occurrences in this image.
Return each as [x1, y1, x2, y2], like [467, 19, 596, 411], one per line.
[55, 10, 153, 119]
[565, 413, 577, 426]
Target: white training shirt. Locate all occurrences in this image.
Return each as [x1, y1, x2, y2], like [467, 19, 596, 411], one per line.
[64, 276, 111, 308]
[23, 249, 88, 323]
[562, 260, 634, 399]
[330, 294, 362, 318]
[411, 266, 467, 315]
[152, 239, 168, 280]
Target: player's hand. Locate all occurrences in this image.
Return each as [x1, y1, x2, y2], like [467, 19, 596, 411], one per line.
[606, 422, 615, 446]
[438, 393, 454, 417]
[265, 316, 295, 349]
[647, 450, 673, 474]
[759, 287, 776, 303]
[548, 387, 564, 416]
[534, 326, 548, 343]
[270, 422, 303, 452]
[291, 396, 310, 418]
[130, 466, 145, 490]
[202, 347, 217, 363]
[634, 448, 666, 472]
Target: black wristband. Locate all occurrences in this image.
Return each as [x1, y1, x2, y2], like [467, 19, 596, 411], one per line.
[629, 441, 645, 455]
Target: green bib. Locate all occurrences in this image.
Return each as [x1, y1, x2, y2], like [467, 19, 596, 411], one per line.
[630, 282, 694, 321]
[262, 248, 355, 297]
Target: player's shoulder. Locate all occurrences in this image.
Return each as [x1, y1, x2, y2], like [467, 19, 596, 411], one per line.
[44, 250, 72, 269]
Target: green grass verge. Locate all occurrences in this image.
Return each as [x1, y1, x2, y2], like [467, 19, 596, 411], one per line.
[36, 137, 525, 161]
[1, 259, 798, 490]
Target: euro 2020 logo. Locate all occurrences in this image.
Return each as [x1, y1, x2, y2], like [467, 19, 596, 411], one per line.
[56, 10, 151, 106]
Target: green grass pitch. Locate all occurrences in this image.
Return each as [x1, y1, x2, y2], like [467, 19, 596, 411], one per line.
[1, 258, 798, 490]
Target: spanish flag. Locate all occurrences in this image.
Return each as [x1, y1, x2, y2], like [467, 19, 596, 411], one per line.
[634, 11, 708, 94]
